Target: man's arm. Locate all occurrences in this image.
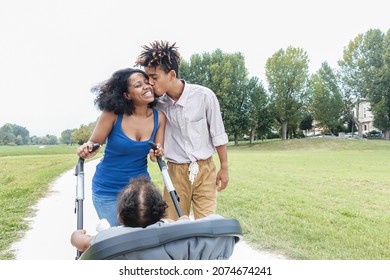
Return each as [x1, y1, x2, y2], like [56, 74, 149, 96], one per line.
[215, 144, 229, 192]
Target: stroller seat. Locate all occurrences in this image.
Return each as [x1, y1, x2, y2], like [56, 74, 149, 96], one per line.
[79, 214, 242, 260]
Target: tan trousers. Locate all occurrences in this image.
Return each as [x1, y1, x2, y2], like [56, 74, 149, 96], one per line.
[164, 157, 217, 220]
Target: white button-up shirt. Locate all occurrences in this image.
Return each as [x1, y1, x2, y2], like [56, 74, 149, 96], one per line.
[157, 81, 228, 163]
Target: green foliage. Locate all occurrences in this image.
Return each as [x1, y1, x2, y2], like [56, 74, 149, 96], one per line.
[339, 28, 390, 138]
[73, 121, 96, 145]
[265, 46, 310, 139]
[0, 123, 30, 145]
[371, 29, 390, 134]
[246, 77, 271, 142]
[181, 49, 271, 144]
[309, 62, 344, 133]
[299, 113, 313, 131]
[60, 128, 77, 145]
[215, 53, 251, 142]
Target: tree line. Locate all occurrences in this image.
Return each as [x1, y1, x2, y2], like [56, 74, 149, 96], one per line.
[0, 123, 57, 145]
[1, 28, 389, 146]
[180, 28, 390, 142]
[0, 123, 94, 146]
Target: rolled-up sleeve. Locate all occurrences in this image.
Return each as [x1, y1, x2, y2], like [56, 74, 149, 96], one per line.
[206, 94, 229, 147]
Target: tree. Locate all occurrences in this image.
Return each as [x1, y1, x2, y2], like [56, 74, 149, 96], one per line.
[371, 29, 390, 139]
[338, 28, 390, 138]
[180, 52, 212, 85]
[181, 50, 251, 144]
[245, 77, 271, 143]
[47, 135, 58, 145]
[11, 124, 30, 144]
[265, 46, 310, 140]
[74, 122, 96, 145]
[214, 52, 250, 144]
[0, 123, 30, 145]
[60, 129, 77, 145]
[309, 62, 344, 134]
[299, 113, 313, 136]
[0, 124, 14, 145]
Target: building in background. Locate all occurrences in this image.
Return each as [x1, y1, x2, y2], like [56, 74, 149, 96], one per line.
[353, 100, 379, 136]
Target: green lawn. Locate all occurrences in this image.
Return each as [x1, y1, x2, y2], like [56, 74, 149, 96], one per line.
[0, 144, 99, 259]
[1, 139, 389, 259]
[216, 138, 390, 259]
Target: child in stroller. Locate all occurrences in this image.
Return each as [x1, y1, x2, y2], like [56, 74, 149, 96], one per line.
[71, 176, 188, 252]
[71, 176, 242, 260]
[72, 142, 242, 260]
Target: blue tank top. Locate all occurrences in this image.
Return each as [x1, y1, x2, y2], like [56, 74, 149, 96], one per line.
[92, 108, 158, 195]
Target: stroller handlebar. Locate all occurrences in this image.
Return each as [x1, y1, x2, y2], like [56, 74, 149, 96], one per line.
[148, 141, 166, 169]
[149, 141, 183, 217]
[75, 143, 101, 175]
[74, 142, 100, 259]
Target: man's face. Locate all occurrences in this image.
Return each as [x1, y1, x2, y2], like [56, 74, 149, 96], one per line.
[144, 66, 171, 97]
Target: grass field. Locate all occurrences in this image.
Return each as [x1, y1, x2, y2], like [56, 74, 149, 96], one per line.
[1, 138, 389, 259]
[0, 145, 101, 259]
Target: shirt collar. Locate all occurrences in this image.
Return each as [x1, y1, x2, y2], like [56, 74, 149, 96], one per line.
[162, 80, 188, 107]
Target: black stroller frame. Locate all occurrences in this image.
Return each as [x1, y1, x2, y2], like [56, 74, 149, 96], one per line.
[74, 143, 100, 259]
[74, 142, 242, 260]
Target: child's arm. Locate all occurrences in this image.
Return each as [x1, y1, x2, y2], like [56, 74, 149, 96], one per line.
[70, 229, 94, 252]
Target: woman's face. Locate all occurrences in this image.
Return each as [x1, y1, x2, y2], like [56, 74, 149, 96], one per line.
[125, 73, 154, 104]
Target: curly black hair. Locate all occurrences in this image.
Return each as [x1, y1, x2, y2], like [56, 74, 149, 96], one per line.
[92, 68, 157, 115]
[135, 40, 181, 77]
[117, 176, 167, 228]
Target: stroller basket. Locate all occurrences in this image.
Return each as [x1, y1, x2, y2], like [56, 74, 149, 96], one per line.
[80, 215, 242, 260]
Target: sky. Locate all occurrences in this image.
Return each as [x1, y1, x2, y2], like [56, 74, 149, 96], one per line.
[0, 0, 389, 137]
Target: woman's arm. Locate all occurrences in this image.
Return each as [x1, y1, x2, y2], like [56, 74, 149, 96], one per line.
[150, 111, 166, 161]
[155, 111, 166, 148]
[77, 111, 117, 158]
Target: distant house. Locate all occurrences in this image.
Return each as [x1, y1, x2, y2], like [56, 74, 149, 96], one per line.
[309, 121, 324, 136]
[303, 101, 378, 138]
[353, 100, 378, 136]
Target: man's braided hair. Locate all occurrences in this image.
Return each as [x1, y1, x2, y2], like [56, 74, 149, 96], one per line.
[135, 40, 181, 77]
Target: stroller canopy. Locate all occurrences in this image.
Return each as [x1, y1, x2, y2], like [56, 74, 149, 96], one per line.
[80, 214, 242, 260]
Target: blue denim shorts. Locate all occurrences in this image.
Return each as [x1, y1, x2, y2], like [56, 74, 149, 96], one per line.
[92, 192, 120, 227]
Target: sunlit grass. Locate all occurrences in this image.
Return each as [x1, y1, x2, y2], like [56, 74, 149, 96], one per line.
[0, 145, 100, 259]
[217, 138, 390, 259]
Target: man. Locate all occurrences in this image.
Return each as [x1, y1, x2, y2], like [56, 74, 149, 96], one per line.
[135, 40, 229, 220]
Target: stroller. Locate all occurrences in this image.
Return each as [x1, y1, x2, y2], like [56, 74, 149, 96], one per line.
[74, 142, 242, 260]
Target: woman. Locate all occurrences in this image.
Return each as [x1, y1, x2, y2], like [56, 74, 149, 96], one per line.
[77, 68, 165, 226]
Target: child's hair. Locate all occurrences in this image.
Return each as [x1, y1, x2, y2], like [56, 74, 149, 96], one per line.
[117, 176, 167, 228]
[135, 40, 181, 77]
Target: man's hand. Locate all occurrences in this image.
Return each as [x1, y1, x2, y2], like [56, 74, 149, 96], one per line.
[216, 168, 229, 192]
